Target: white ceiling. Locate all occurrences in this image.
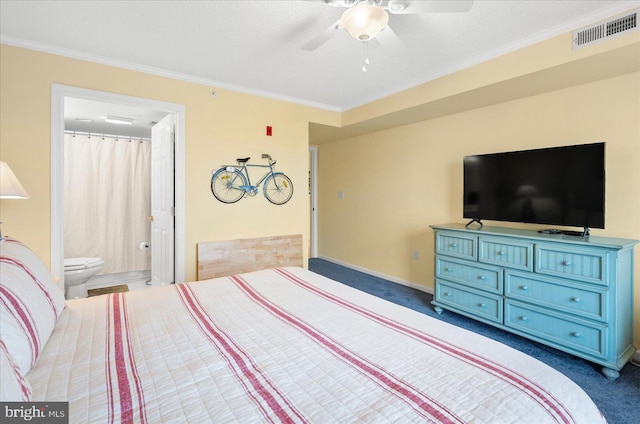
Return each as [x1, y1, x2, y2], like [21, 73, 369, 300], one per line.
[1, 0, 637, 112]
[64, 97, 168, 138]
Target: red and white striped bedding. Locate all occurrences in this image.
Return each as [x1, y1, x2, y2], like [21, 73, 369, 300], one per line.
[26, 267, 605, 423]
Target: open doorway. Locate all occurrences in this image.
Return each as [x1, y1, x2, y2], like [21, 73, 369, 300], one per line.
[51, 85, 186, 296]
[63, 97, 167, 292]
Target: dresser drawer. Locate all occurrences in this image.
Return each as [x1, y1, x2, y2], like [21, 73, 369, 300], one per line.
[435, 231, 476, 260]
[435, 281, 502, 323]
[505, 271, 606, 321]
[505, 301, 607, 359]
[535, 245, 608, 285]
[436, 256, 502, 294]
[479, 237, 533, 271]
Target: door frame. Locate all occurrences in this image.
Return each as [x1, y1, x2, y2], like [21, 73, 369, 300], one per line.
[309, 145, 318, 258]
[50, 84, 186, 287]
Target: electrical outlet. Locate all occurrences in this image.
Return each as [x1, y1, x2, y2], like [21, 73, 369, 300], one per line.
[413, 250, 419, 260]
[338, 191, 344, 199]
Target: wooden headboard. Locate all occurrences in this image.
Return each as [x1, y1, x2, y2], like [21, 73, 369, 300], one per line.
[197, 234, 303, 280]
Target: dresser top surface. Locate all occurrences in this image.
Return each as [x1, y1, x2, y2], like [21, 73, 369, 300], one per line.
[431, 223, 638, 250]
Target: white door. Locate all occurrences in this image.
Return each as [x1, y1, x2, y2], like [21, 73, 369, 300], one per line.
[151, 114, 175, 285]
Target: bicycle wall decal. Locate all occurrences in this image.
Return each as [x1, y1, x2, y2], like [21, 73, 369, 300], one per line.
[210, 154, 294, 205]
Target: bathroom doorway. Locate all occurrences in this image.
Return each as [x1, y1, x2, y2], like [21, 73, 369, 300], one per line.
[51, 85, 186, 293]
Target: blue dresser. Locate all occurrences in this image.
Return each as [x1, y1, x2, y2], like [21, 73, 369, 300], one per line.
[431, 223, 637, 380]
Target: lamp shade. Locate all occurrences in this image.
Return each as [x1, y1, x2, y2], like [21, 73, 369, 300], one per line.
[341, 3, 389, 41]
[0, 161, 30, 199]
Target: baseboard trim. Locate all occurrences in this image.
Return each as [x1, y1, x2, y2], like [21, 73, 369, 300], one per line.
[317, 256, 433, 295]
[632, 351, 640, 366]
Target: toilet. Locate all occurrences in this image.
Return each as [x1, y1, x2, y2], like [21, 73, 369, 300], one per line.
[64, 257, 104, 299]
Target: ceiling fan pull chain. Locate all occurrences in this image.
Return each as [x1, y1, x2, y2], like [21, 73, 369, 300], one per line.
[362, 40, 370, 72]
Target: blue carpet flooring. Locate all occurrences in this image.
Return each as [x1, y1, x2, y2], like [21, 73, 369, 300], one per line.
[309, 258, 640, 424]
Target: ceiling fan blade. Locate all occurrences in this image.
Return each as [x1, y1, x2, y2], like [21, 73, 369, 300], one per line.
[387, 0, 474, 14]
[376, 25, 405, 51]
[301, 19, 342, 51]
[321, 0, 353, 7]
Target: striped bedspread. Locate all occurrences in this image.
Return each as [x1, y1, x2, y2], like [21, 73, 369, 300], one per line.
[26, 267, 604, 423]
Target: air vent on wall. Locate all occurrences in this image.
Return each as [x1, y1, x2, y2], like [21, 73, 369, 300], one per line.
[573, 9, 638, 50]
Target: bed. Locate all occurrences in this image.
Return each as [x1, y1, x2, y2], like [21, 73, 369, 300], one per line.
[1, 237, 606, 423]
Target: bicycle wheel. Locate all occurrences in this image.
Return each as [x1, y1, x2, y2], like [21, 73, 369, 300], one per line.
[211, 168, 247, 203]
[263, 173, 293, 205]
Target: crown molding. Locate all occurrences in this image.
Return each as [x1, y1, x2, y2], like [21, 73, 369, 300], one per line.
[2, 1, 636, 114]
[340, 1, 640, 110]
[0, 35, 342, 113]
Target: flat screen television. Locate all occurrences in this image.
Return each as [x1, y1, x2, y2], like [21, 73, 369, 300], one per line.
[463, 143, 605, 234]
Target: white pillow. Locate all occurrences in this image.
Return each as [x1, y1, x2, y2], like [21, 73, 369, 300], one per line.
[0, 237, 65, 374]
[0, 340, 32, 401]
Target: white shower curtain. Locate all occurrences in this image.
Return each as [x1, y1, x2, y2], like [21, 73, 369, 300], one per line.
[64, 133, 151, 274]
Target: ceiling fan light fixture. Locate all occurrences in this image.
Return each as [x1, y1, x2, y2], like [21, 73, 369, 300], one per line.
[341, 3, 389, 41]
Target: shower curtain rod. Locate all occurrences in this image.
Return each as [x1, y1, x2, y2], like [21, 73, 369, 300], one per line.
[64, 130, 151, 142]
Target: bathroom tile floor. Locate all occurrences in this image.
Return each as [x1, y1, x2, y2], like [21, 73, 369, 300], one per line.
[123, 279, 154, 292]
[87, 271, 153, 293]
[81, 279, 163, 297]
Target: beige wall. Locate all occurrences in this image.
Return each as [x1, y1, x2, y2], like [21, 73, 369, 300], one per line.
[1, 15, 638, 349]
[318, 71, 640, 346]
[0, 44, 339, 282]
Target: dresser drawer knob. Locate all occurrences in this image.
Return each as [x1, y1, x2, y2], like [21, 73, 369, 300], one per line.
[450, 243, 458, 248]
[570, 332, 581, 338]
[498, 251, 507, 256]
[478, 303, 487, 308]
[520, 285, 529, 291]
[562, 261, 572, 266]
[478, 275, 486, 280]
[444, 267, 453, 272]
[519, 316, 528, 321]
[444, 292, 453, 297]
[570, 297, 581, 303]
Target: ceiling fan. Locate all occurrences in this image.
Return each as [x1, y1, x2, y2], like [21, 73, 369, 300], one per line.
[302, 0, 474, 51]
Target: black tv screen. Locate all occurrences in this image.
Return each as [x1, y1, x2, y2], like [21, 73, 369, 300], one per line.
[463, 143, 605, 229]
